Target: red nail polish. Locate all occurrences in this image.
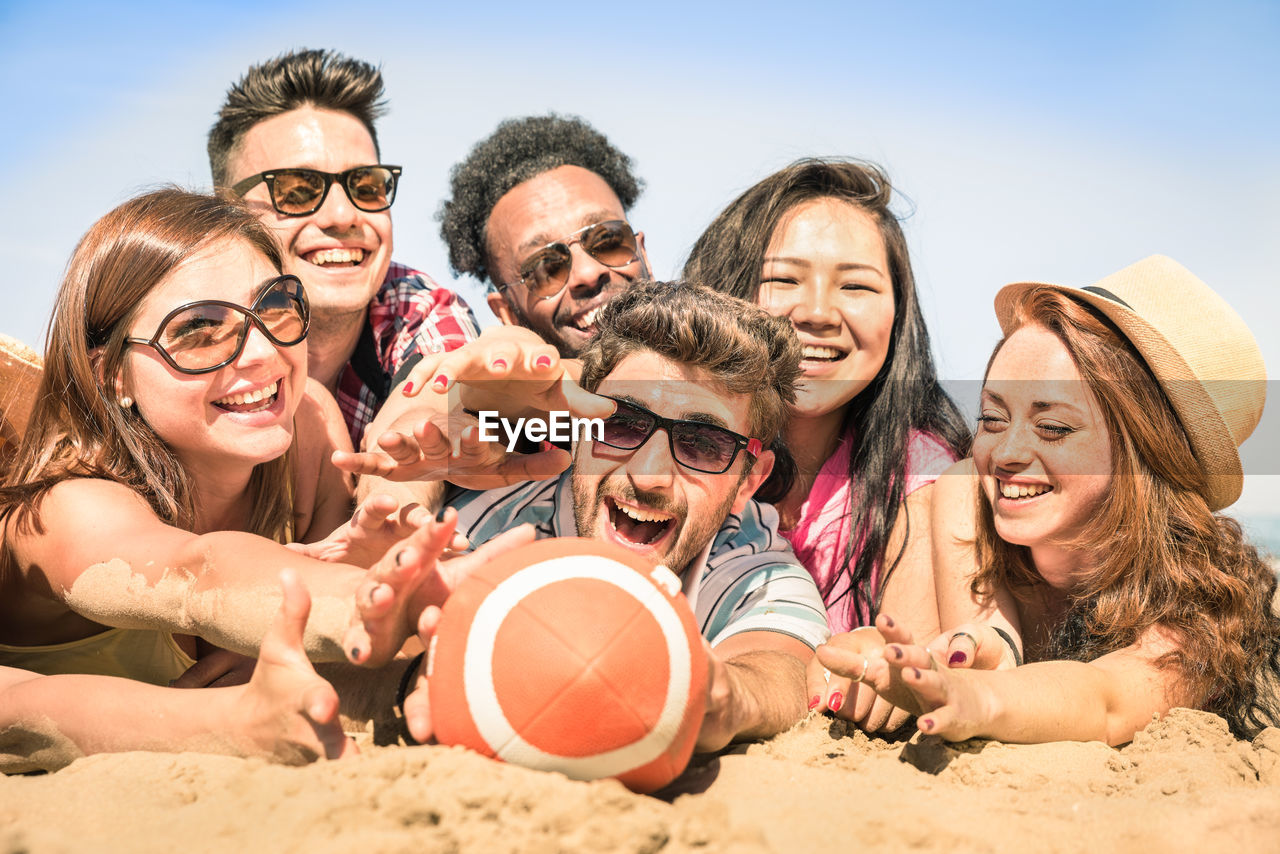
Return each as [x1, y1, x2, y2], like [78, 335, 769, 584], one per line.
[535, 355, 552, 369]
[540, 440, 554, 452]
[949, 651, 967, 666]
[492, 359, 507, 371]
[433, 373, 449, 388]
[808, 695, 821, 711]
[921, 718, 934, 732]
[829, 691, 843, 712]
[402, 381, 414, 394]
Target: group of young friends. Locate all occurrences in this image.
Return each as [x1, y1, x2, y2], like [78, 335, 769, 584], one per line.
[1, 48, 1277, 775]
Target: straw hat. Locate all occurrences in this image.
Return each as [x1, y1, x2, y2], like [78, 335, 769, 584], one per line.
[994, 255, 1266, 511]
[1, 333, 43, 456]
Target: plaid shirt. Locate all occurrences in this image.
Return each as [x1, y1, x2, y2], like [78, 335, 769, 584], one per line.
[336, 262, 479, 447]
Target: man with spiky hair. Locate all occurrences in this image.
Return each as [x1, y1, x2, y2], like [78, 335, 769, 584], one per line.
[210, 48, 478, 446]
[439, 114, 650, 358]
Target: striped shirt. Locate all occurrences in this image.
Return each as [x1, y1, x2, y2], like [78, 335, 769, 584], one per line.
[446, 475, 831, 650]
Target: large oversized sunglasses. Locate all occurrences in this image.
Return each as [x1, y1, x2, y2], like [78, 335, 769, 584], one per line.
[596, 396, 764, 474]
[231, 165, 402, 217]
[125, 275, 309, 374]
[505, 220, 640, 301]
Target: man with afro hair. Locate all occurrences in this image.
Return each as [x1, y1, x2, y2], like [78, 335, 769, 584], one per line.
[439, 115, 651, 357]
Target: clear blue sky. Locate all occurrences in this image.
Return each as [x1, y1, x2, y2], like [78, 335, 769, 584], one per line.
[2, 0, 1277, 514]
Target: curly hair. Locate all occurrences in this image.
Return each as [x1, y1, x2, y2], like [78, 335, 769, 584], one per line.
[578, 280, 801, 447]
[973, 287, 1280, 738]
[684, 158, 970, 626]
[438, 114, 643, 285]
[207, 48, 386, 187]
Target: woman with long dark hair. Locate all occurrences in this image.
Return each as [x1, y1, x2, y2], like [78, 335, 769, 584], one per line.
[685, 159, 970, 728]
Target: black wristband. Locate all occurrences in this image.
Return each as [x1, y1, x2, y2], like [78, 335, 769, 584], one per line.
[396, 651, 426, 718]
[990, 626, 1024, 667]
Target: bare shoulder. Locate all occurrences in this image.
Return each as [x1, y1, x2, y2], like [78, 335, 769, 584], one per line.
[933, 457, 977, 497]
[296, 379, 352, 452]
[14, 477, 153, 538]
[931, 458, 979, 533]
[5, 477, 190, 588]
[292, 379, 355, 479]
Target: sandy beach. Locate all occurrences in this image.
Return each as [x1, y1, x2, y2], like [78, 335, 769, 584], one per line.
[4, 707, 1277, 853]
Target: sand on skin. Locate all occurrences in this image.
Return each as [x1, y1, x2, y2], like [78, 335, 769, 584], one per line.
[2, 708, 1278, 854]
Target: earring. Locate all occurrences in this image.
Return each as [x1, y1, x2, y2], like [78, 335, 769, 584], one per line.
[119, 396, 133, 409]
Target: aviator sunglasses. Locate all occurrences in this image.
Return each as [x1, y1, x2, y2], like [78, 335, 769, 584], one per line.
[596, 396, 764, 474]
[505, 220, 641, 300]
[125, 275, 310, 374]
[231, 165, 402, 217]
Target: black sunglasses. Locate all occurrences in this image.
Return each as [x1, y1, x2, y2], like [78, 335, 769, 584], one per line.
[125, 275, 310, 374]
[596, 396, 764, 474]
[231, 165, 402, 217]
[504, 220, 640, 300]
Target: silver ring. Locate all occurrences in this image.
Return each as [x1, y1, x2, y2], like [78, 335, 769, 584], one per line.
[855, 657, 870, 683]
[951, 631, 978, 647]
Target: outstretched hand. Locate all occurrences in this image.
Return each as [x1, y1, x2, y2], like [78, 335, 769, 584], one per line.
[880, 640, 997, 742]
[237, 569, 358, 763]
[401, 325, 616, 423]
[286, 492, 465, 568]
[811, 615, 920, 729]
[332, 413, 572, 491]
[343, 509, 538, 668]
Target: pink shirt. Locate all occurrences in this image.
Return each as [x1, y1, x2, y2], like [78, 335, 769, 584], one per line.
[780, 429, 957, 632]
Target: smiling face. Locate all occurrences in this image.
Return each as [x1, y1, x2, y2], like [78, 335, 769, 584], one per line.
[120, 238, 307, 479]
[973, 324, 1113, 588]
[758, 197, 896, 421]
[225, 106, 392, 324]
[571, 351, 773, 575]
[485, 165, 650, 357]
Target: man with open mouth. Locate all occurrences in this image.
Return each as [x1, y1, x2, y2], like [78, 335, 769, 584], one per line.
[440, 281, 829, 752]
[438, 114, 652, 359]
[209, 49, 479, 448]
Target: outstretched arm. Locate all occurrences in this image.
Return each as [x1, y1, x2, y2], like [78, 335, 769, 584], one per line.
[9, 481, 519, 665]
[0, 570, 356, 774]
[696, 631, 812, 752]
[882, 624, 1198, 745]
[334, 326, 615, 508]
[808, 485, 941, 733]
